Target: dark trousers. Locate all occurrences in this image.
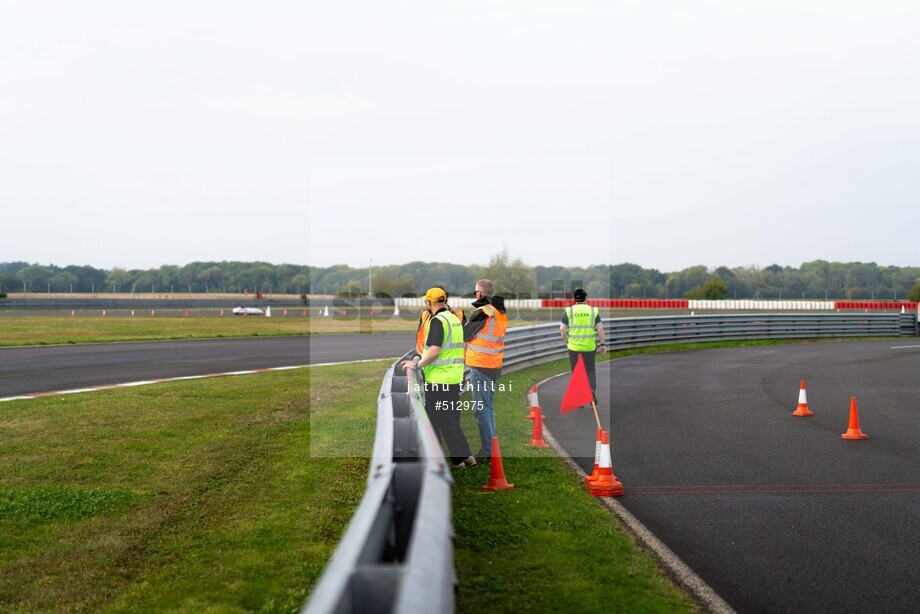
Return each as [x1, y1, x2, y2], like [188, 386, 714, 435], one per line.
[568, 350, 597, 400]
[423, 382, 472, 464]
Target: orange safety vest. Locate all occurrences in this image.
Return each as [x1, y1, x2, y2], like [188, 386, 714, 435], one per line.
[465, 304, 508, 369]
[416, 306, 465, 354]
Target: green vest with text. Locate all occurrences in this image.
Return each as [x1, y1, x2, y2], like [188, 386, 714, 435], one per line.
[566, 304, 598, 352]
[423, 310, 465, 384]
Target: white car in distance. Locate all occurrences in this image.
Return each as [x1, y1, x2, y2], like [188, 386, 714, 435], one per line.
[231, 305, 264, 316]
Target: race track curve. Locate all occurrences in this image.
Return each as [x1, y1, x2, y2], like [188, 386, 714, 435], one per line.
[538, 339, 920, 613]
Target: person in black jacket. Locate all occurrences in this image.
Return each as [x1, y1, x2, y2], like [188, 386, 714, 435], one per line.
[463, 279, 508, 459]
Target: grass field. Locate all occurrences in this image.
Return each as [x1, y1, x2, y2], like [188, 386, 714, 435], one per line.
[0, 310, 565, 346]
[450, 358, 696, 613]
[8, 307, 838, 347]
[0, 352, 700, 612]
[0, 314, 419, 346]
[0, 363, 377, 612]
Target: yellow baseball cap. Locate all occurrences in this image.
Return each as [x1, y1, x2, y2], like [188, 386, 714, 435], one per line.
[424, 287, 447, 303]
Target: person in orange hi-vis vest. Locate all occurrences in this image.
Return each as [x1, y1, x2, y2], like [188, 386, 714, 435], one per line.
[463, 279, 508, 459]
[414, 285, 465, 354]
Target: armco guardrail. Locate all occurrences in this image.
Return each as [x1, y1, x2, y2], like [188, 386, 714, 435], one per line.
[304, 312, 918, 613]
[302, 352, 455, 614]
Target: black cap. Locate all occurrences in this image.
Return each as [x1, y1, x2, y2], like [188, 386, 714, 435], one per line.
[573, 288, 587, 300]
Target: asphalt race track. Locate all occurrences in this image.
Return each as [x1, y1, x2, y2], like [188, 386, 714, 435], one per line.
[539, 339, 920, 613]
[0, 333, 413, 398]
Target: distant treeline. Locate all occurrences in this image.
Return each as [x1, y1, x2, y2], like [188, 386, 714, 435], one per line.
[2, 259, 920, 301]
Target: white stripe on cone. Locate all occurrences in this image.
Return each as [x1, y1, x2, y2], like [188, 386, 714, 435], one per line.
[599, 442, 612, 469]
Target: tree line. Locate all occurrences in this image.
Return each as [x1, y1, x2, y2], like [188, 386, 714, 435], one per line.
[2, 257, 920, 301]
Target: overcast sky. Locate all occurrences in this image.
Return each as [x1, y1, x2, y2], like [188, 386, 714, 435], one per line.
[3, 1, 919, 273]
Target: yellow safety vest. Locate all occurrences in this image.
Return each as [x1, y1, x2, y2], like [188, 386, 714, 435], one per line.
[566, 304, 598, 352]
[422, 310, 465, 384]
[416, 307, 464, 353]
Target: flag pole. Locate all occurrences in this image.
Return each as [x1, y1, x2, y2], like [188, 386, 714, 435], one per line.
[591, 401, 601, 430]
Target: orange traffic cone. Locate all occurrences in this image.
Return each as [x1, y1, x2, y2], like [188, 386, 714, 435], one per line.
[527, 385, 540, 419]
[185, 309, 189, 317]
[482, 437, 514, 491]
[151, 309, 155, 317]
[70, 310, 75, 317]
[584, 428, 604, 486]
[102, 310, 106, 317]
[283, 309, 287, 317]
[528, 410, 549, 448]
[792, 381, 813, 416]
[219, 309, 224, 317]
[841, 397, 868, 440]
[587, 431, 624, 497]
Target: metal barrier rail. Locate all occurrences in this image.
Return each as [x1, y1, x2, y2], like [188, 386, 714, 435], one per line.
[303, 312, 917, 613]
[302, 352, 455, 614]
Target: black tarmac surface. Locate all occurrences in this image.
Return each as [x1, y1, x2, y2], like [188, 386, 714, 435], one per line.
[0, 333, 413, 398]
[539, 340, 920, 613]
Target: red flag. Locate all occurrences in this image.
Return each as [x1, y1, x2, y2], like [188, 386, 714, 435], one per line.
[560, 354, 594, 414]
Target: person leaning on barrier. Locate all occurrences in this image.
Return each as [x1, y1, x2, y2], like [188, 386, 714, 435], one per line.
[401, 287, 476, 468]
[560, 288, 606, 403]
[463, 279, 507, 460]
[414, 285, 466, 355]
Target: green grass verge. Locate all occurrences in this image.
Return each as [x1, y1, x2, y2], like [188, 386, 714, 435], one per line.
[0, 315, 417, 346]
[0, 362, 387, 612]
[0, 312, 560, 346]
[451, 358, 696, 614]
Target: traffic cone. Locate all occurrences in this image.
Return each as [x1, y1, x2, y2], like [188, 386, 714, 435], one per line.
[185, 309, 189, 317]
[220, 309, 224, 317]
[394, 304, 400, 316]
[841, 397, 868, 440]
[283, 309, 287, 317]
[266, 306, 272, 317]
[587, 431, 624, 497]
[528, 410, 549, 448]
[792, 381, 813, 416]
[584, 428, 604, 486]
[151, 309, 155, 317]
[102, 310, 106, 317]
[526, 385, 540, 419]
[131, 309, 135, 317]
[482, 437, 514, 491]
[70, 310, 75, 317]
[323, 305, 330, 317]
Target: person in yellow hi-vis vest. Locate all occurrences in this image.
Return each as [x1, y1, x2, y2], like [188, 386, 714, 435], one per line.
[401, 287, 475, 468]
[463, 279, 507, 459]
[559, 288, 607, 402]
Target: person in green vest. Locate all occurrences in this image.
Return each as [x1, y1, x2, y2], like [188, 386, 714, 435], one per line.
[559, 288, 607, 402]
[401, 287, 476, 468]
